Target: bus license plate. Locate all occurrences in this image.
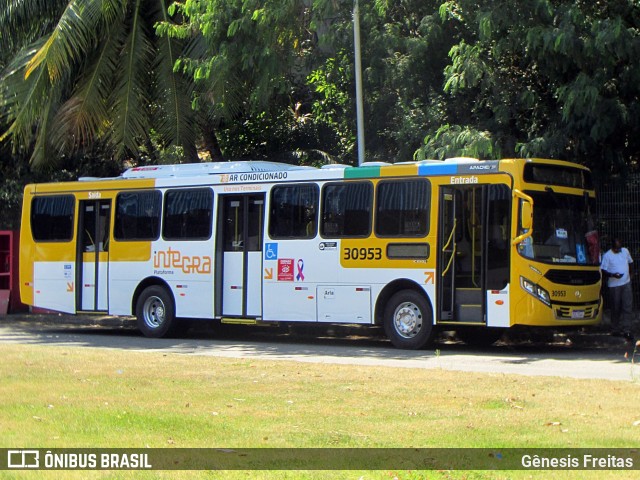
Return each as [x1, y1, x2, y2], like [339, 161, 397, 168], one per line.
[571, 310, 585, 319]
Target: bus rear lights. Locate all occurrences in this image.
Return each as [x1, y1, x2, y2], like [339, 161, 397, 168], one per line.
[520, 276, 551, 307]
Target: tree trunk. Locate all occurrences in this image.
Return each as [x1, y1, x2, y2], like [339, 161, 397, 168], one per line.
[183, 141, 199, 163]
[201, 124, 225, 162]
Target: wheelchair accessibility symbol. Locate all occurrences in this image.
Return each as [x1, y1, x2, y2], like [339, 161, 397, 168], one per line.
[265, 243, 278, 260]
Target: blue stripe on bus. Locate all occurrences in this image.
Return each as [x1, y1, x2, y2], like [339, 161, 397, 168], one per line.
[417, 163, 459, 176]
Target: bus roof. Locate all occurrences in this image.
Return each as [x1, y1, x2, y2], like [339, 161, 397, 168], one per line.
[121, 160, 315, 179]
[118, 158, 499, 180]
[37, 158, 591, 192]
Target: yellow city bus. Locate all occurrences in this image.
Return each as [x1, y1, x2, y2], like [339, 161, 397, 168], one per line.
[19, 158, 601, 349]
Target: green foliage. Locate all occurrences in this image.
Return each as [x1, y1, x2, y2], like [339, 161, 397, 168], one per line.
[216, 104, 342, 166]
[3, 0, 640, 177]
[173, 0, 640, 172]
[0, 0, 201, 169]
[316, 0, 452, 161]
[417, 124, 498, 160]
[0, 163, 29, 229]
[308, 54, 351, 125]
[160, 0, 315, 115]
[159, 0, 356, 162]
[307, 51, 356, 160]
[421, 0, 640, 173]
[314, 1, 441, 161]
[0, 141, 122, 229]
[443, 42, 487, 93]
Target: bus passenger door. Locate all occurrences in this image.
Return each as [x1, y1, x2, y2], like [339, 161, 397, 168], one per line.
[438, 187, 459, 321]
[437, 183, 511, 325]
[218, 194, 265, 317]
[77, 200, 111, 312]
[438, 186, 486, 323]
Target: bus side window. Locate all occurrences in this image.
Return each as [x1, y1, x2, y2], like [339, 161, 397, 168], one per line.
[163, 188, 213, 241]
[115, 190, 162, 241]
[31, 195, 75, 242]
[269, 184, 318, 239]
[375, 180, 430, 237]
[321, 182, 372, 238]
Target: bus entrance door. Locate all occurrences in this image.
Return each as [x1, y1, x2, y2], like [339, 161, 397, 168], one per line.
[77, 200, 111, 312]
[438, 186, 485, 324]
[218, 194, 265, 317]
[438, 183, 511, 325]
[438, 187, 460, 322]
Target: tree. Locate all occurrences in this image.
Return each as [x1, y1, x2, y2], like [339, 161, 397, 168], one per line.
[158, 0, 345, 163]
[0, 0, 204, 169]
[417, 0, 640, 173]
[309, 0, 452, 162]
[5, 1, 639, 173]
[165, 0, 459, 164]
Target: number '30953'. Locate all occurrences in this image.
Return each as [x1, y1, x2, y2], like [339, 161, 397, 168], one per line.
[343, 247, 382, 261]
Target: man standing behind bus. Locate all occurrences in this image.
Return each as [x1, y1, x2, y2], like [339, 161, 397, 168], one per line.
[600, 238, 634, 338]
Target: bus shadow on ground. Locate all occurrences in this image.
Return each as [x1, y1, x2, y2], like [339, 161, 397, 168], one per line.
[1, 314, 636, 367]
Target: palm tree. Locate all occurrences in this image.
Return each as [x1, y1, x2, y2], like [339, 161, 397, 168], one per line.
[0, 0, 206, 169]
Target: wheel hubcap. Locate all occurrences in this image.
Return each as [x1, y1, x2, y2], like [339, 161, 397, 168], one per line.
[393, 301, 422, 339]
[143, 296, 165, 329]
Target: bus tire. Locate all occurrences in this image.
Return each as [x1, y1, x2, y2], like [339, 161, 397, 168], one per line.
[136, 286, 177, 338]
[383, 290, 434, 349]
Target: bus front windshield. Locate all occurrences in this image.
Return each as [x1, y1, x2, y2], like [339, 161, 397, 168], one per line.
[518, 191, 599, 265]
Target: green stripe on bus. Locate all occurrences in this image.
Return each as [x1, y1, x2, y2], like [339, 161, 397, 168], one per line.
[344, 166, 381, 179]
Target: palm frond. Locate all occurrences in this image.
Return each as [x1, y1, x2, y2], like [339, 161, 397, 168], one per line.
[107, 0, 154, 158]
[150, 0, 198, 154]
[0, 0, 67, 54]
[25, 0, 105, 81]
[30, 84, 62, 168]
[50, 18, 123, 153]
[98, 0, 127, 25]
[0, 40, 52, 148]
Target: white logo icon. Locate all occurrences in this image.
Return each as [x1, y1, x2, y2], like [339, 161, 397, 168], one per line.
[8, 450, 40, 469]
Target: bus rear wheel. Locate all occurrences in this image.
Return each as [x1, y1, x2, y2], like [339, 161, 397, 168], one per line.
[383, 290, 434, 349]
[136, 286, 177, 338]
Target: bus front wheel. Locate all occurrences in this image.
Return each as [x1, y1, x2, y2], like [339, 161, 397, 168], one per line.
[136, 286, 177, 338]
[384, 290, 434, 349]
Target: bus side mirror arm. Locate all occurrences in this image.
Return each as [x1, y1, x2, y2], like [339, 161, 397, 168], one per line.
[512, 229, 533, 246]
[512, 189, 534, 246]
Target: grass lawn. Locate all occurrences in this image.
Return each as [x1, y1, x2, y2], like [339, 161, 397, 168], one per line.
[0, 343, 638, 479]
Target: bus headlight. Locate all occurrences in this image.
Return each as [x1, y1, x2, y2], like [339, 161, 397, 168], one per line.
[520, 276, 551, 307]
[536, 286, 551, 306]
[521, 277, 535, 295]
